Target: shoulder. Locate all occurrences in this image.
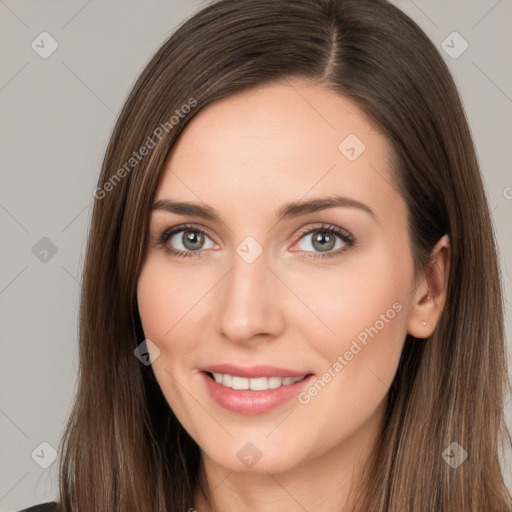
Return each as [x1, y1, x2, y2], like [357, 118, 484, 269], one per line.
[17, 502, 58, 512]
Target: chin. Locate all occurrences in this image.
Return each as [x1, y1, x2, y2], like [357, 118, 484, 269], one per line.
[199, 434, 312, 475]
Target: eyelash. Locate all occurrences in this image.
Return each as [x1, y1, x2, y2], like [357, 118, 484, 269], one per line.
[153, 223, 355, 260]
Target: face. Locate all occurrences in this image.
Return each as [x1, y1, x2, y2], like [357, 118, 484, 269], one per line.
[137, 81, 418, 476]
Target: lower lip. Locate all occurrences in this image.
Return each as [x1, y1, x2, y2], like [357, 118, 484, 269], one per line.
[201, 372, 315, 415]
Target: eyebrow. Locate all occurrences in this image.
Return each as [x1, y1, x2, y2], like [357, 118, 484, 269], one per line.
[152, 195, 376, 222]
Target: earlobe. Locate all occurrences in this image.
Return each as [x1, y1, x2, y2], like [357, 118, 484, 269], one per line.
[407, 234, 450, 338]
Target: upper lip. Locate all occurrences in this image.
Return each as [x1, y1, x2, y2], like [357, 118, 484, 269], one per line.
[200, 364, 312, 379]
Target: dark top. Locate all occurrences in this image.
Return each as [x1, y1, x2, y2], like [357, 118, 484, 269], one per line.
[18, 502, 58, 512]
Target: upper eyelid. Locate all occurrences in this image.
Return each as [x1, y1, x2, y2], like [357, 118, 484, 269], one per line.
[159, 223, 218, 241]
[296, 223, 352, 238]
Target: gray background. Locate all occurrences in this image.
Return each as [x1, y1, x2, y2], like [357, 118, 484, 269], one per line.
[1, 0, 511, 510]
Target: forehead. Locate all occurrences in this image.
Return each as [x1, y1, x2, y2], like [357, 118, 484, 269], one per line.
[156, 81, 399, 224]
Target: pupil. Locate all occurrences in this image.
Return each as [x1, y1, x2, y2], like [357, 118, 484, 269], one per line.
[313, 231, 335, 252]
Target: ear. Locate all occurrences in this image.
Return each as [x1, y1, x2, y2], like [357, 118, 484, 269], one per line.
[407, 234, 450, 338]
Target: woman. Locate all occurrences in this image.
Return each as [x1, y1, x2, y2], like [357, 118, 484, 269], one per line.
[21, 0, 512, 510]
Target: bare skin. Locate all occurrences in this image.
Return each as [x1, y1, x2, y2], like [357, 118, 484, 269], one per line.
[136, 79, 450, 512]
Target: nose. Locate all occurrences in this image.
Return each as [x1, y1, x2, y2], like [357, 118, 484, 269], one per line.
[215, 246, 285, 344]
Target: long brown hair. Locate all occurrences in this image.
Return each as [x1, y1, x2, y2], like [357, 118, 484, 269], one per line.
[56, 0, 512, 510]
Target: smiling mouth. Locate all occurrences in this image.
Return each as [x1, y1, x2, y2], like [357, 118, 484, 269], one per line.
[204, 371, 311, 391]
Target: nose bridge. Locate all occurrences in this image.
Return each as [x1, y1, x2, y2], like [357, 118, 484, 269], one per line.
[215, 244, 283, 342]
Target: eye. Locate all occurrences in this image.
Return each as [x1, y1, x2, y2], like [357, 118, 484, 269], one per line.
[156, 224, 218, 258]
[153, 222, 355, 260]
[292, 223, 354, 259]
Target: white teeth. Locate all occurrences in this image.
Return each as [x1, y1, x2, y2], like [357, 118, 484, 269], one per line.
[249, 377, 268, 391]
[210, 373, 305, 390]
[268, 376, 282, 389]
[231, 376, 249, 390]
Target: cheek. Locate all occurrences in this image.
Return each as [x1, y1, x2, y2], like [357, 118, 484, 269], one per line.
[136, 259, 201, 384]
[137, 258, 203, 344]
[295, 242, 412, 404]
[296, 292, 407, 451]
[137, 262, 171, 342]
[331, 269, 408, 358]
[136, 259, 202, 424]
[289, 241, 412, 353]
